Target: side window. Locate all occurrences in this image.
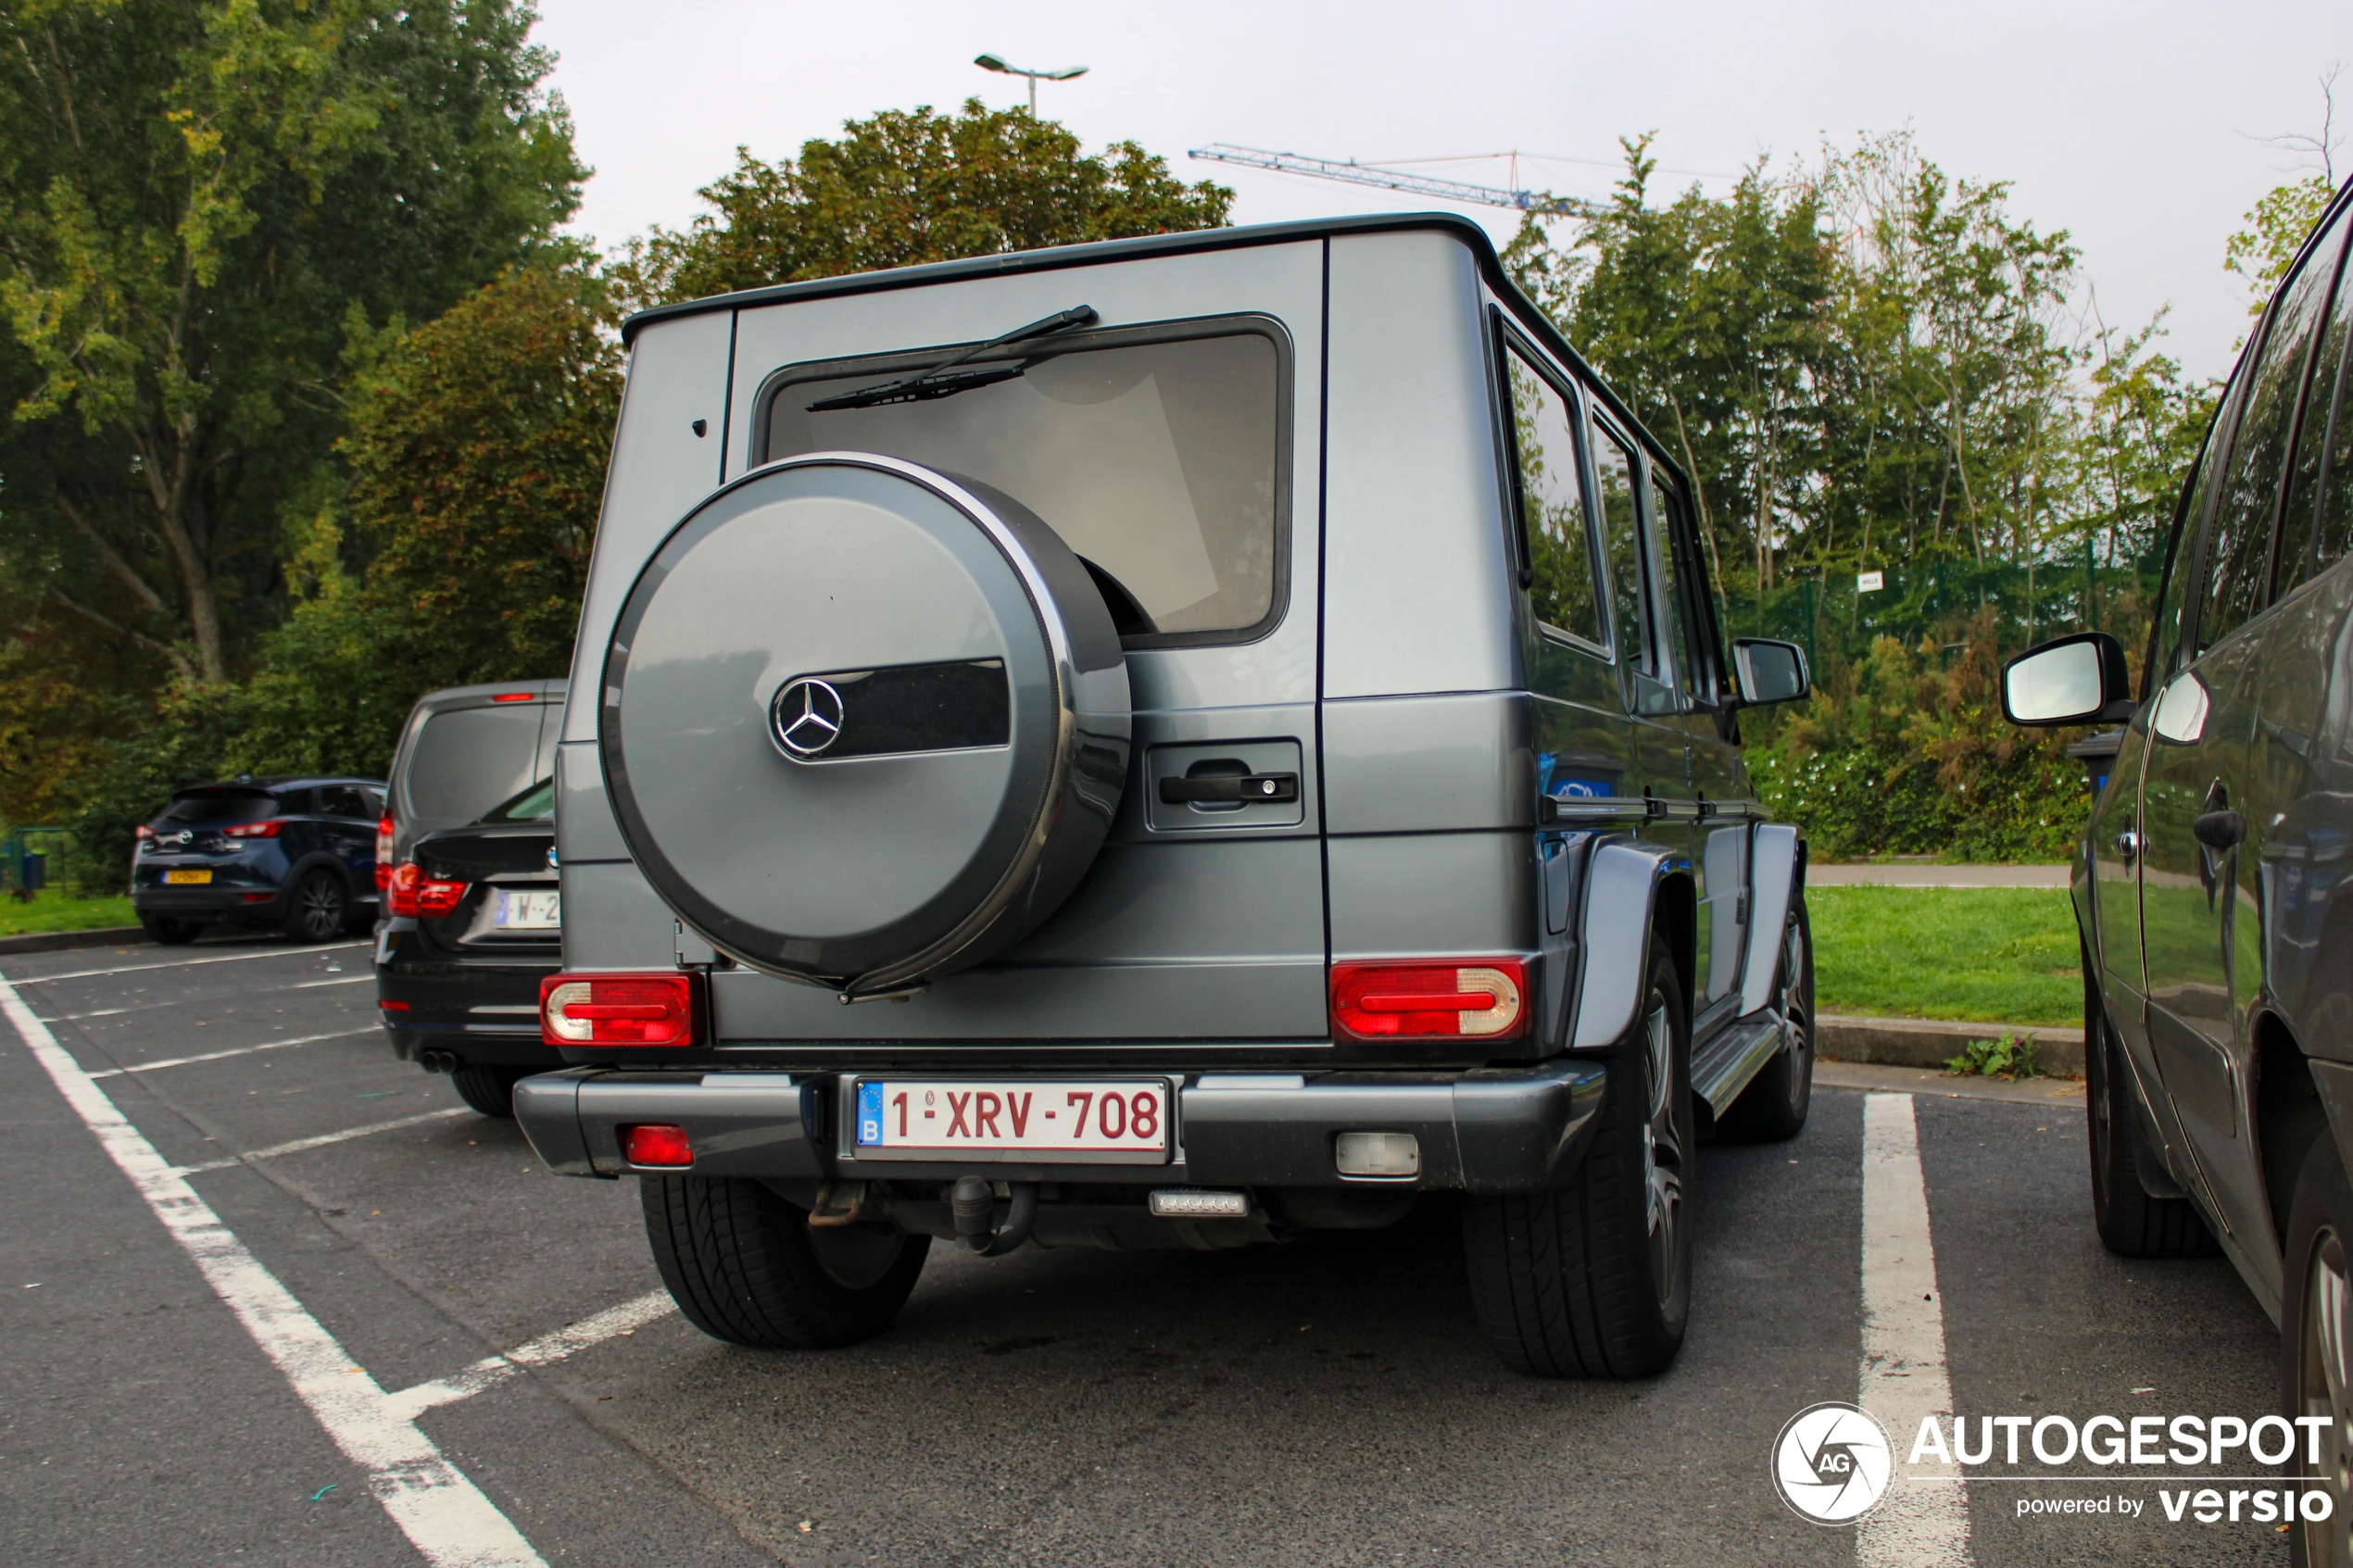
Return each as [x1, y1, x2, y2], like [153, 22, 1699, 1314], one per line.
[2153, 403, 2233, 689]
[275, 789, 316, 816]
[2282, 206, 2353, 599]
[315, 785, 367, 821]
[1648, 467, 1705, 704]
[1502, 346, 1606, 649]
[2204, 213, 2345, 645]
[1591, 420, 1649, 672]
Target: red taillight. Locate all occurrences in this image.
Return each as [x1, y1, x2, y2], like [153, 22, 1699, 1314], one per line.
[375, 814, 395, 889]
[1331, 960, 1528, 1041]
[541, 972, 698, 1047]
[491, 692, 535, 703]
[621, 1123, 694, 1167]
[135, 824, 155, 840]
[386, 860, 467, 919]
[379, 998, 409, 1011]
[223, 820, 282, 838]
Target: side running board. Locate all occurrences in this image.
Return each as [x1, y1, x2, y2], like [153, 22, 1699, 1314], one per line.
[1689, 1010, 1788, 1116]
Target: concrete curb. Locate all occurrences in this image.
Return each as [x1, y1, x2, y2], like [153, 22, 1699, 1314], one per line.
[1818, 1012, 2084, 1076]
[1816, 1059, 2085, 1106]
[0, 925, 149, 957]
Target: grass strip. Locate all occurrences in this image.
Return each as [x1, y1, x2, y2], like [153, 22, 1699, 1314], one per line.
[1808, 884, 2081, 1027]
[0, 894, 137, 940]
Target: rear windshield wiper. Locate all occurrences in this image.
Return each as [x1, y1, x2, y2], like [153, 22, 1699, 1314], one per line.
[806, 305, 1098, 412]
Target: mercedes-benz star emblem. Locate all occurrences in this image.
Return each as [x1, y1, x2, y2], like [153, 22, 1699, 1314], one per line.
[770, 677, 846, 759]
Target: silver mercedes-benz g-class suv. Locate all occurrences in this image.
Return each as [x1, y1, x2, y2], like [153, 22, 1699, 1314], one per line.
[516, 213, 1817, 1378]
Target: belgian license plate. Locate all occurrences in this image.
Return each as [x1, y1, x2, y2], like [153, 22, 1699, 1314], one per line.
[493, 889, 561, 930]
[163, 869, 211, 884]
[852, 1079, 1172, 1162]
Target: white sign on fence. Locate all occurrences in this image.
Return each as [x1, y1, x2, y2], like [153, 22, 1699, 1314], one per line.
[1856, 571, 1886, 593]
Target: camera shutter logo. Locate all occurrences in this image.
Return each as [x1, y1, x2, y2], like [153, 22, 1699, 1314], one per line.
[770, 678, 846, 759]
[1771, 1401, 1893, 1524]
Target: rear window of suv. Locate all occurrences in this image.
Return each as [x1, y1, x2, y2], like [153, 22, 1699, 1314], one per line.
[403, 706, 544, 826]
[159, 791, 275, 826]
[761, 320, 1289, 645]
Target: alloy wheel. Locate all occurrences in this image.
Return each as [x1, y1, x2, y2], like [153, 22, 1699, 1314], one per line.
[295, 875, 345, 941]
[2302, 1225, 2353, 1566]
[1640, 998, 1686, 1309]
[1779, 915, 1812, 1113]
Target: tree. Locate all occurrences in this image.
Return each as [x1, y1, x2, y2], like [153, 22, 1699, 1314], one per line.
[622, 100, 1232, 303]
[0, 0, 584, 683]
[339, 258, 621, 694]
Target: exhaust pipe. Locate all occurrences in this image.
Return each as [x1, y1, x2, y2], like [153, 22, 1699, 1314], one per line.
[419, 1049, 458, 1075]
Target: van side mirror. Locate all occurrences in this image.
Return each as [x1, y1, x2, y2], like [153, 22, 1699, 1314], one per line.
[1730, 638, 1810, 706]
[2000, 632, 2132, 727]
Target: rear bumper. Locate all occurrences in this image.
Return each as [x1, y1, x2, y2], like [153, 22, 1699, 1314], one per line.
[133, 885, 290, 922]
[513, 1059, 1609, 1193]
[376, 922, 563, 1068]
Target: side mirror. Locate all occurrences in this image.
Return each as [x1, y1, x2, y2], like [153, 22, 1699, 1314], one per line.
[2000, 633, 2132, 727]
[1730, 638, 1810, 706]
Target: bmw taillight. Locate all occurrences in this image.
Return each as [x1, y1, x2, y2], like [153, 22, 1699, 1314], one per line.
[541, 973, 698, 1047]
[1330, 960, 1528, 1041]
[386, 860, 467, 919]
[222, 820, 282, 838]
[375, 813, 395, 889]
[135, 824, 155, 839]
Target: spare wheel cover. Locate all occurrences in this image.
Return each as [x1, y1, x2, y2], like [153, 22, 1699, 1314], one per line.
[599, 453, 1129, 994]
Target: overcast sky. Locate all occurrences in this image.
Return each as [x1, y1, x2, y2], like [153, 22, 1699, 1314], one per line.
[535, 1, 2347, 379]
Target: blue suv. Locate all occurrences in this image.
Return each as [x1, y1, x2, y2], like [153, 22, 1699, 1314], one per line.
[132, 777, 385, 945]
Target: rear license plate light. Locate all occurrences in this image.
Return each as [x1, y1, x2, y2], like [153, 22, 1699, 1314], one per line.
[541, 972, 698, 1047]
[1330, 960, 1527, 1040]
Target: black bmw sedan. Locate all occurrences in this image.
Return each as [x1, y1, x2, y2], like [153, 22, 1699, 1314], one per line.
[374, 775, 563, 1117]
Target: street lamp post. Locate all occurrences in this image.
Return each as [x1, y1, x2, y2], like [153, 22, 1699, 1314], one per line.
[974, 53, 1088, 116]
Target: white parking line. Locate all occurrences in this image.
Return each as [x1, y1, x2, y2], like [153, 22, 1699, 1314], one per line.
[1858, 1092, 1972, 1568]
[11, 941, 369, 985]
[86, 1027, 378, 1080]
[173, 1109, 470, 1175]
[289, 974, 374, 989]
[386, 1291, 678, 1421]
[0, 972, 547, 1568]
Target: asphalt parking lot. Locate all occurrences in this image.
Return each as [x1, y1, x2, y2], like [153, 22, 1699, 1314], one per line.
[0, 936, 2297, 1567]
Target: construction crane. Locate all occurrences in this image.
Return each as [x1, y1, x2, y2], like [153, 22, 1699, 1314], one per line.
[1187, 144, 1588, 216]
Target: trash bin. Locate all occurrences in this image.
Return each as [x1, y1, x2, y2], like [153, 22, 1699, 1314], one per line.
[21, 852, 44, 892]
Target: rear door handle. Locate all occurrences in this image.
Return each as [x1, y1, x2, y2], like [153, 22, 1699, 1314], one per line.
[1158, 772, 1299, 805]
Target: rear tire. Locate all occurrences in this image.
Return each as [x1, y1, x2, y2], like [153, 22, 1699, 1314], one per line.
[2085, 960, 2217, 1258]
[139, 913, 205, 946]
[1717, 890, 1815, 1142]
[449, 1065, 525, 1119]
[1464, 941, 1694, 1377]
[286, 870, 347, 944]
[641, 1175, 930, 1349]
[2284, 1136, 2353, 1567]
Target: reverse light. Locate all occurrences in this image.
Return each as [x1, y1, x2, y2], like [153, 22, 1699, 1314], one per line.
[1330, 960, 1527, 1040]
[541, 972, 698, 1047]
[375, 813, 395, 889]
[1335, 1132, 1421, 1178]
[621, 1123, 694, 1167]
[385, 860, 467, 918]
[222, 820, 282, 838]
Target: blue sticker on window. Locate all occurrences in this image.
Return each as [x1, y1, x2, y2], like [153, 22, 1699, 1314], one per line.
[857, 1081, 885, 1147]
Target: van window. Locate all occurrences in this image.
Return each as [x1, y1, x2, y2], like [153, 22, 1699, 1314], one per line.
[2282, 208, 2353, 600]
[403, 706, 543, 829]
[1502, 347, 1606, 649]
[766, 326, 1284, 642]
[2205, 211, 2347, 644]
[1591, 421, 1649, 671]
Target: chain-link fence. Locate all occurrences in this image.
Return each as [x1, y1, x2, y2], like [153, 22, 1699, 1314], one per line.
[1715, 548, 2161, 672]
